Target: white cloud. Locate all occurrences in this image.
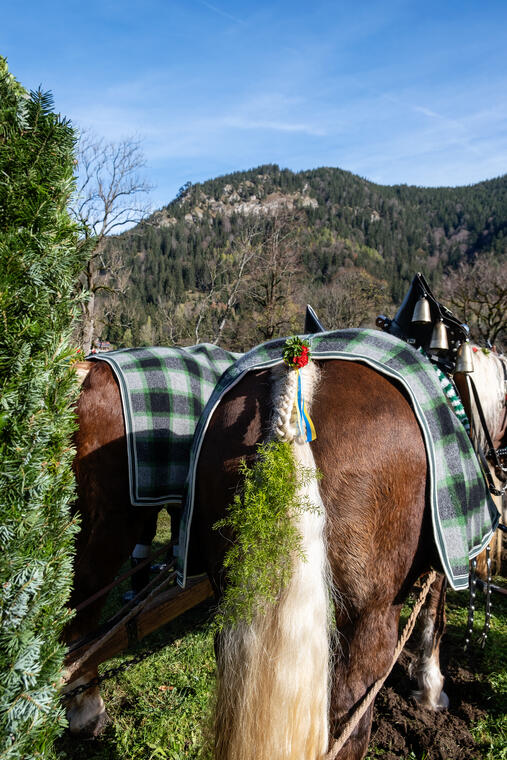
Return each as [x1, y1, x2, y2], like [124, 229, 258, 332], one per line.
[198, 0, 246, 25]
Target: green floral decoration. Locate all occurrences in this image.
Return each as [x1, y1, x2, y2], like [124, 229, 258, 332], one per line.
[214, 440, 320, 629]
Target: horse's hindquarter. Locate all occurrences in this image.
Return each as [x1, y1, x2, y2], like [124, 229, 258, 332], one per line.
[70, 362, 144, 625]
[311, 361, 435, 752]
[73, 361, 129, 525]
[312, 360, 432, 607]
[193, 360, 433, 597]
[192, 358, 440, 760]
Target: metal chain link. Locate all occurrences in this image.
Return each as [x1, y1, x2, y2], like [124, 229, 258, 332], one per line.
[464, 556, 477, 651]
[62, 634, 177, 701]
[62, 605, 211, 701]
[477, 543, 492, 648]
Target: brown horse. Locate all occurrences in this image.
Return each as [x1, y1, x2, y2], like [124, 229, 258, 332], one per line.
[65, 306, 323, 736]
[63, 341, 506, 748]
[63, 359, 178, 735]
[63, 312, 319, 735]
[189, 348, 507, 760]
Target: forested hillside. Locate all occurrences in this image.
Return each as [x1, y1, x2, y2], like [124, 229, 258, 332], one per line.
[97, 164, 507, 351]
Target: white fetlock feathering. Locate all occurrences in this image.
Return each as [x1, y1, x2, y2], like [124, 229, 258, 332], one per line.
[215, 362, 332, 760]
[64, 675, 107, 735]
[410, 612, 448, 710]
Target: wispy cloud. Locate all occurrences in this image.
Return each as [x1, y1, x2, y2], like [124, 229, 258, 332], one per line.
[11, 0, 505, 204]
[222, 117, 326, 136]
[410, 102, 493, 158]
[199, 1, 246, 25]
[413, 106, 440, 120]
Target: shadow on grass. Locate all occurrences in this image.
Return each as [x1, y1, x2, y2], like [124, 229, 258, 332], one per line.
[56, 597, 216, 760]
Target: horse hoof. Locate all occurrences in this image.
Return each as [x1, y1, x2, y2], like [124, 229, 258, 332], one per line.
[412, 688, 449, 711]
[71, 709, 110, 739]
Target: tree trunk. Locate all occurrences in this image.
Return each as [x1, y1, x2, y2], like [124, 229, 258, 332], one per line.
[82, 291, 96, 355]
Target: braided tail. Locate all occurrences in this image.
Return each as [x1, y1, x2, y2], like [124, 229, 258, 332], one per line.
[214, 362, 331, 760]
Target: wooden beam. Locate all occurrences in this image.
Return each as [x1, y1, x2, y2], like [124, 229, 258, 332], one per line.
[63, 577, 213, 684]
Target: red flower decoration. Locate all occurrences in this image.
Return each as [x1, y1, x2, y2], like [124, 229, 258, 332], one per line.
[283, 337, 311, 369]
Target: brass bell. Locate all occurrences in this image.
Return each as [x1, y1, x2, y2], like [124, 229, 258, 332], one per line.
[454, 341, 474, 374]
[429, 320, 449, 353]
[412, 296, 432, 324]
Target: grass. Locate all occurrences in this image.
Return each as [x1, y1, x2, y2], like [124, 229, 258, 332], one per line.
[57, 515, 507, 759]
[57, 511, 217, 760]
[57, 601, 216, 760]
[448, 582, 507, 760]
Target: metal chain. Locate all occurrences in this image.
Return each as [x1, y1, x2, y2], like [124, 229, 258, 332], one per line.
[62, 633, 178, 701]
[464, 557, 477, 651]
[477, 544, 492, 649]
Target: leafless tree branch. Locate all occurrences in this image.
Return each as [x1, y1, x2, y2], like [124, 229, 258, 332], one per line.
[442, 253, 507, 350]
[71, 130, 153, 353]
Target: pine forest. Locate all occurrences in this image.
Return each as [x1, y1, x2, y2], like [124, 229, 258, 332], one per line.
[94, 164, 507, 352]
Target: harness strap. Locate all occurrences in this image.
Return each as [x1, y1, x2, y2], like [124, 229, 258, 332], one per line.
[476, 444, 506, 497]
[468, 375, 507, 472]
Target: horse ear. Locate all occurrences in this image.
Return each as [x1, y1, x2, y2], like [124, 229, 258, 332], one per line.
[304, 305, 326, 334]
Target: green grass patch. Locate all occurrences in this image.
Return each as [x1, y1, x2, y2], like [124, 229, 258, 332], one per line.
[450, 584, 507, 759]
[58, 506, 506, 759]
[57, 601, 216, 760]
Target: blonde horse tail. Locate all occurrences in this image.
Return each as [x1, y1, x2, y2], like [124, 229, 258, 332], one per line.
[74, 360, 93, 386]
[214, 362, 331, 760]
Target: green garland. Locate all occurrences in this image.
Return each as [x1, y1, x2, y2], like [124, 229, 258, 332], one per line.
[214, 440, 320, 629]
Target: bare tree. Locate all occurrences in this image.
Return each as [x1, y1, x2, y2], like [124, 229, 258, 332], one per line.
[98, 248, 133, 342]
[247, 210, 303, 341]
[312, 268, 388, 330]
[141, 224, 260, 349]
[71, 131, 152, 353]
[193, 224, 260, 345]
[442, 254, 507, 350]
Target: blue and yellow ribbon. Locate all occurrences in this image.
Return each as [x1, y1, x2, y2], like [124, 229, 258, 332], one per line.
[295, 369, 317, 442]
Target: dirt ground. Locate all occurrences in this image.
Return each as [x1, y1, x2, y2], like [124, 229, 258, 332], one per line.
[367, 641, 500, 759]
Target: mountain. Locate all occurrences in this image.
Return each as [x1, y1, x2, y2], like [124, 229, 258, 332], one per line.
[102, 164, 507, 350]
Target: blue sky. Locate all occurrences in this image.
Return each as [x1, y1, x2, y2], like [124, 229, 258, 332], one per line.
[3, 0, 507, 211]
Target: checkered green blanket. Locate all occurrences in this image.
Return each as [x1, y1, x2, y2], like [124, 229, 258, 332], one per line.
[177, 328, 499, 591]
[90, 345, 240, 506]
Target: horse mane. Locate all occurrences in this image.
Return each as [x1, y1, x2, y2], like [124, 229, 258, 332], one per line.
[468, 349, 507, 451]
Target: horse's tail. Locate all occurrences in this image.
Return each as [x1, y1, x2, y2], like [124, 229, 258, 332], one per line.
[214, 362, 332, 760]
[74, 360, 94, 386]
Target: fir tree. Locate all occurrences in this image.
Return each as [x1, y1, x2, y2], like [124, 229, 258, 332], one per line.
[0, 59, 86, 758]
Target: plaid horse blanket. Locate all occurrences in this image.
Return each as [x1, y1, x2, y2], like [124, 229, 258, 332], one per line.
[90, 345, 240, 506]
[177, 328, 499, 590]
